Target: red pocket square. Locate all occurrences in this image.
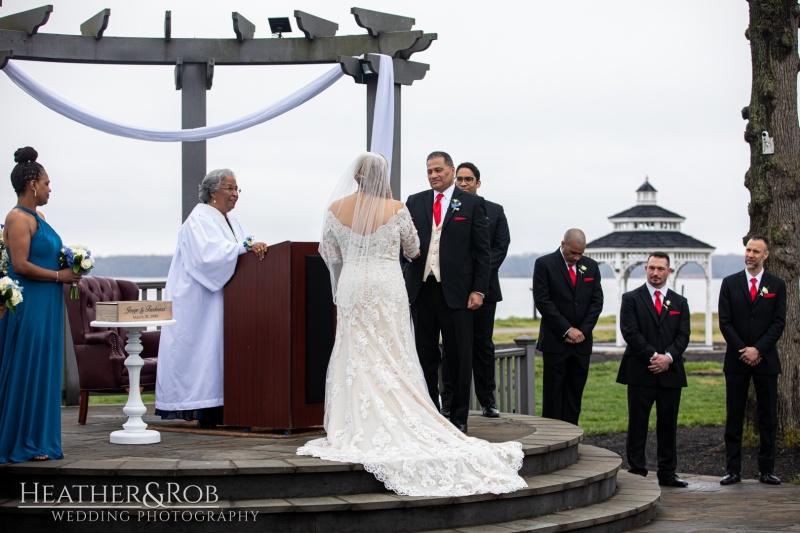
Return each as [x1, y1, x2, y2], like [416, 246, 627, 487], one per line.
[669, 310, 681, 315]
[454, 216, 467, 221]
[584, 277, 595, 282]
[763, 293, 776, 298]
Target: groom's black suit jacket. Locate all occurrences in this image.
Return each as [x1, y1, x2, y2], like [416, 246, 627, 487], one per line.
[404, 188, 490, 308]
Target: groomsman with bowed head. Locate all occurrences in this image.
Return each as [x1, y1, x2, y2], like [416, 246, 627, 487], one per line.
[718, 235, 786, 486]
[404, 151, 491, 434]
[533, 229, 603, 425]
[617, 251, 690, 488]
[440, 162, 510, 419]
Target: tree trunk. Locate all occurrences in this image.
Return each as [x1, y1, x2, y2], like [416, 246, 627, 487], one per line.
[743, 0, 800, 437]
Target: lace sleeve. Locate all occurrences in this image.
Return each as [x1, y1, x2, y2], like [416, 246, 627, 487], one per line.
[397, 208, 420, 258]
[320, 213, 342, 265]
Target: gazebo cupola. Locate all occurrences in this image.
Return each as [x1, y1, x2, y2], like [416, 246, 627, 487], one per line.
[607, 178, 685, 233]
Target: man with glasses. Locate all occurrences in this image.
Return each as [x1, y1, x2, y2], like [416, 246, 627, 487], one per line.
[441, 162, 510, 418]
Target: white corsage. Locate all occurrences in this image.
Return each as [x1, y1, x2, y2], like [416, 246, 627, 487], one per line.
[243, 236, 254, 251]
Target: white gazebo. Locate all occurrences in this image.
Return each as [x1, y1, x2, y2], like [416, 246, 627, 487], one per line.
[585, 178, 715, 347]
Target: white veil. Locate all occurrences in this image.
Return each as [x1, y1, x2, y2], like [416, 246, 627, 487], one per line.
[319, 152, 396, 305]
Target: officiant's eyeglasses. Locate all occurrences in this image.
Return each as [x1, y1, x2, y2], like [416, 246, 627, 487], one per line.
[455, 176, 475, 183]
[219, 186, 242, 193]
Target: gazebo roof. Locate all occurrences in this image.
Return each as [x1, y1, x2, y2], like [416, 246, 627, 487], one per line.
[609, 205, 684, 220]
[586, 231, 713, 249]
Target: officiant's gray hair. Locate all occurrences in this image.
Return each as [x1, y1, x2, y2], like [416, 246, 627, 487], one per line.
[198, 169, 236, 203]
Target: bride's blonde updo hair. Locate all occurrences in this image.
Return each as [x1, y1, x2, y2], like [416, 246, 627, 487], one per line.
[353, 152, 390, 198]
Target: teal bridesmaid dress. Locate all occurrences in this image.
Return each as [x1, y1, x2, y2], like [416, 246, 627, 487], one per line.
[0, 206, 65, 462]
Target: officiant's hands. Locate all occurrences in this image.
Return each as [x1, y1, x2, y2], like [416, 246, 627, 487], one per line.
[250, 242, 268, 261]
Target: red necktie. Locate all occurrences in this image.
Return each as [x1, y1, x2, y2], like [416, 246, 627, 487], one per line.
[568, 264, 576, 287]
[433, 193, 444, 226]
[750, 278, 758, 302]
[654, 290, 662, 315]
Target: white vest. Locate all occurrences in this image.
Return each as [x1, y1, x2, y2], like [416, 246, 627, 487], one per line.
[423, 216, 443, 282]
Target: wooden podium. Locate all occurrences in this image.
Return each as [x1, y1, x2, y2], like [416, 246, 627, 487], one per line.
[223, 241, 335, 429]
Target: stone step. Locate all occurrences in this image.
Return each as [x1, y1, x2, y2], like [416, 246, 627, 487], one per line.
[418, 471, 660, 533]
[114, 445, 619, 533]
[0, 418, 584, 501]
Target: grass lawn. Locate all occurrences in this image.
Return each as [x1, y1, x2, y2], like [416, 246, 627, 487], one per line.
[494, 313, 724, 345]
[531, 359, 725, 436]
[89, 393, 155, 405]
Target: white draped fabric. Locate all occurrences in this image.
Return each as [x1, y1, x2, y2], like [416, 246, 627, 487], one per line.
[368, 54, 395, 172]
[155, 204, 247, 412]
[2, 57, 395, 156]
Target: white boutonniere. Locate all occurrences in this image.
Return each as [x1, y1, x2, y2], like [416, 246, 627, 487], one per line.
[578, 264, 587, 276]
[450, 199, 461, 212]
[664, 300, 671, 308]
[760, 286, 769, 297]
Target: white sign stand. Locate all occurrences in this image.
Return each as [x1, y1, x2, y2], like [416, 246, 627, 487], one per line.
[90, 319, 176, 444]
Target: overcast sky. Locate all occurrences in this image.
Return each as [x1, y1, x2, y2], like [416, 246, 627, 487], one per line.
[0, 0, 755, 260]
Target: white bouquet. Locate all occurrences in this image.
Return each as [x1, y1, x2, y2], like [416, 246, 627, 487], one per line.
[0, 276, 23, 312]
[59, 244, 95, 299]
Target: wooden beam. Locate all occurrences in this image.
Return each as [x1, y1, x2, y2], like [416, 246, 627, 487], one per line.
[80, 8, 110, 40]
[294, 10, 338, 41]
[232, 12, 255, 42]
[351, 7, 413, 37]
[0, 5, 52, 35]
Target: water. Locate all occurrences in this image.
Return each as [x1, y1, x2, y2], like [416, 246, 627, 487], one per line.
[124, 275, 722, 319]
[496, 277, 722, 319]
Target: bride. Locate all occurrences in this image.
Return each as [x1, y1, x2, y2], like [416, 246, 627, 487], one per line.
[297, 152, 527, 497]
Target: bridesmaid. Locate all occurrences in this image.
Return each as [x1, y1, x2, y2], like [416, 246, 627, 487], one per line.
[0, 147, 82, 463]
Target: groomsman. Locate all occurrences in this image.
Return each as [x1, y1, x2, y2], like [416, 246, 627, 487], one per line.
[533, 229, 603, 424]
[718, 235, 786, 486]
[404, 151, 491, 434]
[617, 252, 690, 487]
[440, 162, 510, 418]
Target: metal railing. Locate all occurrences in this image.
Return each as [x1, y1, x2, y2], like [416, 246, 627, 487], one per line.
[64, 279, 539, 415]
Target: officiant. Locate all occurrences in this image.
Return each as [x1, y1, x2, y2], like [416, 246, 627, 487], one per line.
[155, 169, 267, 427]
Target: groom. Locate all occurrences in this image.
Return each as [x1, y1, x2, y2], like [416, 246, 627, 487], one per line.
[405, 151, 491, 433]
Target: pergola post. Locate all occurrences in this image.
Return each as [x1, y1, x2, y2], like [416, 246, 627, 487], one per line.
[180, 62, 207, 220]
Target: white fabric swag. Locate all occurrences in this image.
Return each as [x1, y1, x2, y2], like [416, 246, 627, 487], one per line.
[2, 56, 395, 162]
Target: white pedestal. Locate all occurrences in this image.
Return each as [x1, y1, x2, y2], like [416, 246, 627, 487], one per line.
[90, 319, 176, 445]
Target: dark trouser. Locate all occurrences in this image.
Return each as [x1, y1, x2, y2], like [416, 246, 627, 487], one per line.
[724, 372, 778, 475]
[625, 384, 682, 480]
[541, 349, 589, 425]
[441, 301, 498, 410]
[411, 280, 473, 426]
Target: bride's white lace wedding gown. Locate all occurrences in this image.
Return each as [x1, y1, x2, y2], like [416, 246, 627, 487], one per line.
[296, 208, 527, 497]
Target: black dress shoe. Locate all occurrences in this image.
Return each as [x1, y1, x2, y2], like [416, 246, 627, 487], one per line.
[482, 405, 500, 418]
[456, 424, 468, 434]
[658, 475, 688, 488]
[440, 407, 451, 418]
[720, 472, 741, 485]
[759, 473, 781, 485]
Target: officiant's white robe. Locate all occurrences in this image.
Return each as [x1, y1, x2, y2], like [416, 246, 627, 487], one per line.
[156, 203, 248, 411]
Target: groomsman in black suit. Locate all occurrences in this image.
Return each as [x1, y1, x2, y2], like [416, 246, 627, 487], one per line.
[440, 162, 510, 418]
[718, 235, 786, 486]
[404, 151, 491, 433]
[533, 229, 603, 425]
[617, 251, 690, 488]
